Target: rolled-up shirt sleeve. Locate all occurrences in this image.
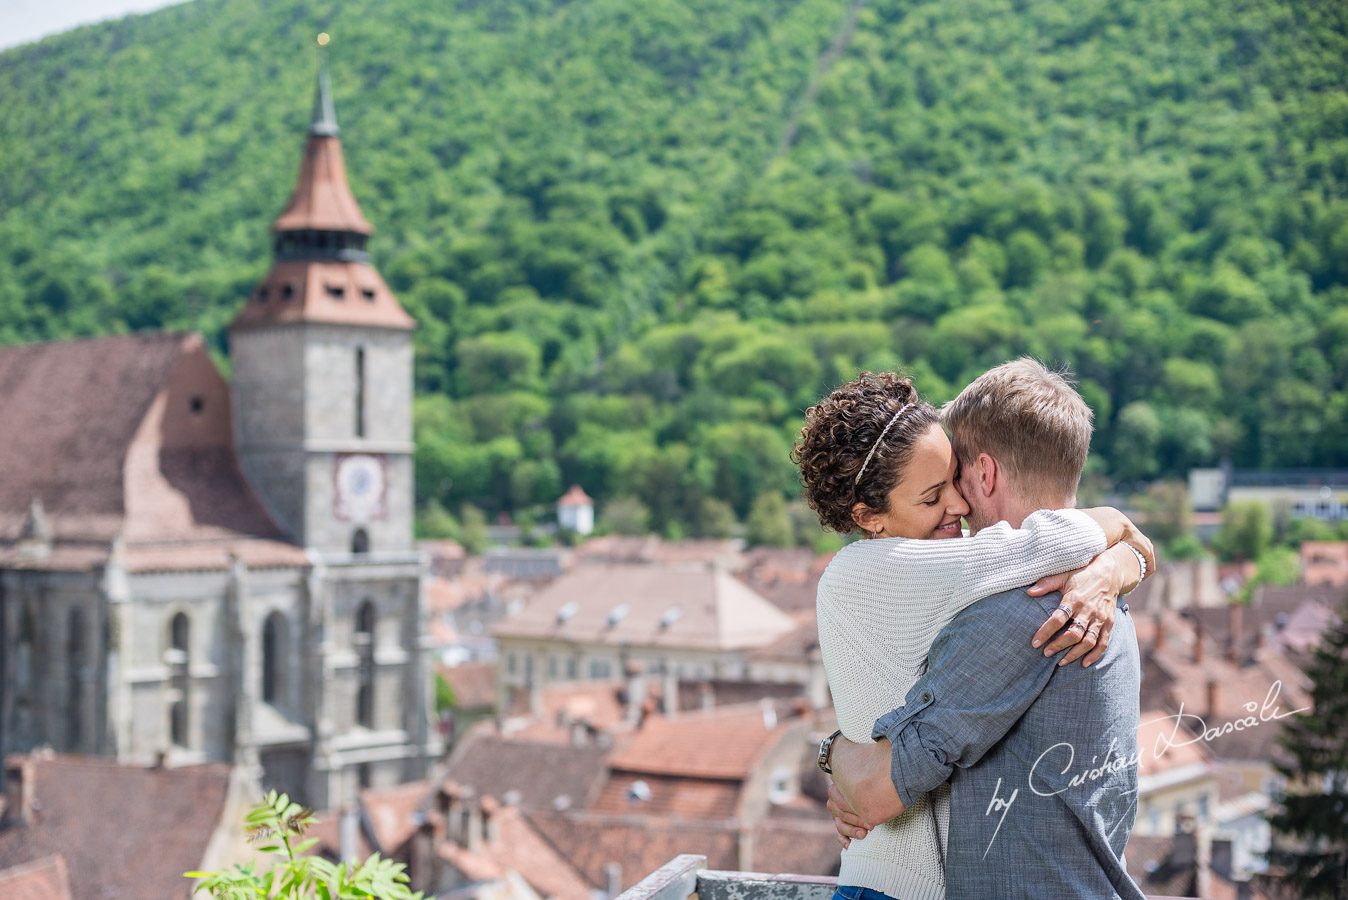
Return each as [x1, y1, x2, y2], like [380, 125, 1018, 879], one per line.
[871, 588, 1063, 809]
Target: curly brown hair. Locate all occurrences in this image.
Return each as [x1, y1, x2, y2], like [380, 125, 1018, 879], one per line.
[791, 372, 940, 535]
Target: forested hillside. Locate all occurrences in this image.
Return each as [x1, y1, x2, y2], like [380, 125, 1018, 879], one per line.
[1, 0, 1345, 540]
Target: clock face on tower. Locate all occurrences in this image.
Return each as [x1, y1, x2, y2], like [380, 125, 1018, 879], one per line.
[334, 453, 387, 522]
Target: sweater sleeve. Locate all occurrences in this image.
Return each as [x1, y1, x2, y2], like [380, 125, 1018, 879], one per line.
[945, 508, 1107, 618]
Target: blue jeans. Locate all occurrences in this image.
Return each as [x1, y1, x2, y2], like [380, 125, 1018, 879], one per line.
[832, 887, 898, 900]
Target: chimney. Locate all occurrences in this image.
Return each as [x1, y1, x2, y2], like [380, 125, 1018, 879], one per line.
[662, 665, 678, 718]
[1193, 619, 1205, 664]
[700, 681, 715, 713]
[1153, 612, 1165, 652]
[1227, 603, 1243, 664]
[1, 756, 34, 825]
[570, 720, 589, 747]
[440, 782, 463, 843]
[338, 803, 361, 863]
[604, 862, 623, 900]
[463, 792, 482, 853]
[480, 795, 501, 848]
[1211, 838, 1234, 880]
[1206, 679, 1219, 719]
[528, 678, 542, 719]
[624, 661, 646, 726]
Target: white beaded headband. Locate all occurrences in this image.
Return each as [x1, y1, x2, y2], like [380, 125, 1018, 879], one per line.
[853, 402, 915, 486]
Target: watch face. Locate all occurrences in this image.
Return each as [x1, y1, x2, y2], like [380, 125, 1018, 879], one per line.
[335, 453, 386, 521]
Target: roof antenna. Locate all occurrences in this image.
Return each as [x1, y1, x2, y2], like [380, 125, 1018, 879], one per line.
[311, 32, 339, 137]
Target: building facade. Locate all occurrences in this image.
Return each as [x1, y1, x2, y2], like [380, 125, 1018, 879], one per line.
[0, 69, 438, 810]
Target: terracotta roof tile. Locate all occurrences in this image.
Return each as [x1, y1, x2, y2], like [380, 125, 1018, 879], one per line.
[0, 754, 233, 900]
[443, 731, 608, 811]
[493, 563, 797, 651]
[272, 135, 373, 235]
[750, 818, 841, 877]
[0, 854, 72, 900]
[0, 332, 183, 532]
[590, 773, 741, 820]
[524, 809, 739, 893]
[1301, 541, 1348, 587]
[232, 260, 414, 331]
[439, 805, 596, 900]
[0, 331, 297, 571]
[606, 707, 789, 780]
[438, 662, 497, 710]
[359, 782, 429, 855]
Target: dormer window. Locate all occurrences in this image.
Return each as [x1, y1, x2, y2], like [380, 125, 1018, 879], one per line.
[360, 288, 376, 301]
[281, 284, 295, 300]
[326, 284, 346, 299]
[257, 287, 269, 303]
[189, 395, 204, 414]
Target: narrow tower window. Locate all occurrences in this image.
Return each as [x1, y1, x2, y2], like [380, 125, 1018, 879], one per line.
[352, 528, 370, 555]
[168, 612, 191, 747]
[355, 600, 375, 728]
[355, 347, 366, 438]
[67, 608, 84, 749]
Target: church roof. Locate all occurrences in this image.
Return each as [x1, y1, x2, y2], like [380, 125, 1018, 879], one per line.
[232, 259, 414, 331]
[271, 70, 373, 235]
[0, 332, 303, 572]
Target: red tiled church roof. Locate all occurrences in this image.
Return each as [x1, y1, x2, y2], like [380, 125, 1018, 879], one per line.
[0, 332, 303, 572]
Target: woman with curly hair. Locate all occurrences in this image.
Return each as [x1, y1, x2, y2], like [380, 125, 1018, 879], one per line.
[793, 365, 1151, 900]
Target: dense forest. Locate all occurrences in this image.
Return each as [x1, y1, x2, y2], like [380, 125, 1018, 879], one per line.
[1, 0, 1346, 543]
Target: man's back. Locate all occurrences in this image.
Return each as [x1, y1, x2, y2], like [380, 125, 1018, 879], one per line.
[942, 589, 1143, 899]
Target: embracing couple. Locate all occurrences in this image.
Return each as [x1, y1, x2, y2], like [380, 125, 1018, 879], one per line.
[794, 359, 1153, 900]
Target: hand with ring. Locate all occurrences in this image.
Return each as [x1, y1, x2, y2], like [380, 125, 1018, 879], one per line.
[1027, 539, 1148, 668]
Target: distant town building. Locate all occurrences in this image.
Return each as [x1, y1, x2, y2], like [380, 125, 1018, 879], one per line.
[557, 485, 595, 536]
[492, 561, 800, 714]
[0, 70, 438, 809]
[1189, 466, 1348, 520]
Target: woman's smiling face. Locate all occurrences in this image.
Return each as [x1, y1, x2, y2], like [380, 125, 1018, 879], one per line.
[867, 423, 970, 539]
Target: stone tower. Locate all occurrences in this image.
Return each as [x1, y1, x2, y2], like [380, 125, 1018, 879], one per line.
[231, 67, 416, 555]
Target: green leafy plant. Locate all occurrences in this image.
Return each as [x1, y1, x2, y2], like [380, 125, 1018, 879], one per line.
[185, 791, 423, 900]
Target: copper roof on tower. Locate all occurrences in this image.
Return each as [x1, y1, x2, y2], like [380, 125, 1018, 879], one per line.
[271, 69, 374, 235]
[234, 67, 415, 332]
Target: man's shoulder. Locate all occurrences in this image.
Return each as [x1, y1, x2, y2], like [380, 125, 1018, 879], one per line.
[949, 585, 1061, 628]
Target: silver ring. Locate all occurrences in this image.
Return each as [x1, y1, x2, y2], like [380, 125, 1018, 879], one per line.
[1056, 604, 1072, 615]
[1087, 628, 1100, 638]
[1068, 618, 1086, 631]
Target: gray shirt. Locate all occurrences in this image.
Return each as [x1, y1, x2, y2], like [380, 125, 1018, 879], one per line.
[872, 588, 1144, 900]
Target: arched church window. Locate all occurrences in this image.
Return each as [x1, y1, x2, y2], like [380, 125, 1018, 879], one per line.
[355, 600, 375, 728]
[262, 612, 287, 705]
[168, 612, 190, 748]
[352, 528, 370, 555]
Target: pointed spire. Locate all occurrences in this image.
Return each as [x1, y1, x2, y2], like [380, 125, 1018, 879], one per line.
[310, 67, 339, 137]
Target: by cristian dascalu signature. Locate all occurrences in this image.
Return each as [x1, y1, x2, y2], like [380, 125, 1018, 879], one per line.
[980, 679, 1309, 859]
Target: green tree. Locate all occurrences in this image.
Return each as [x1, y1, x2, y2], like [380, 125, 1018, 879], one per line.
[746, 492, 794, 548]
[1214, 501, 1274, 563]
[459, 504, 489, 555]
[599, 496, 651, 536]
[1265, 600, 1348, 899]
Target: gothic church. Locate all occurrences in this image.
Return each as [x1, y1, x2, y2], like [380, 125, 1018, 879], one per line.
[0, 71, 439, 809]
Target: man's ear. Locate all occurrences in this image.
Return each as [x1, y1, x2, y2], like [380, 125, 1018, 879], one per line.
[851, 502, 880, 534]
[975, 453, 999, 499]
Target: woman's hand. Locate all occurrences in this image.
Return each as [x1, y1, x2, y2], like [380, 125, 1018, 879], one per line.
[1027, 541, 1142, 667]
[1079, 507, 1156, 575]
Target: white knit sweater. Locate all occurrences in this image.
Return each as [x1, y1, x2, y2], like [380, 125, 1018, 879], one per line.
[817, 509, 1108, 900]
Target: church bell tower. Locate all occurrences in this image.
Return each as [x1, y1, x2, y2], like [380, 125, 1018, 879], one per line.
[230, 65, 416, 556]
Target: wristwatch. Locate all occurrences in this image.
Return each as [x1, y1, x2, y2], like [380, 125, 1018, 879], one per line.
[817, 729, 843, 774]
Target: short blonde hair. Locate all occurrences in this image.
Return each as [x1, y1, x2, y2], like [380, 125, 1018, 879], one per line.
[940, 358, 1093, 501]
